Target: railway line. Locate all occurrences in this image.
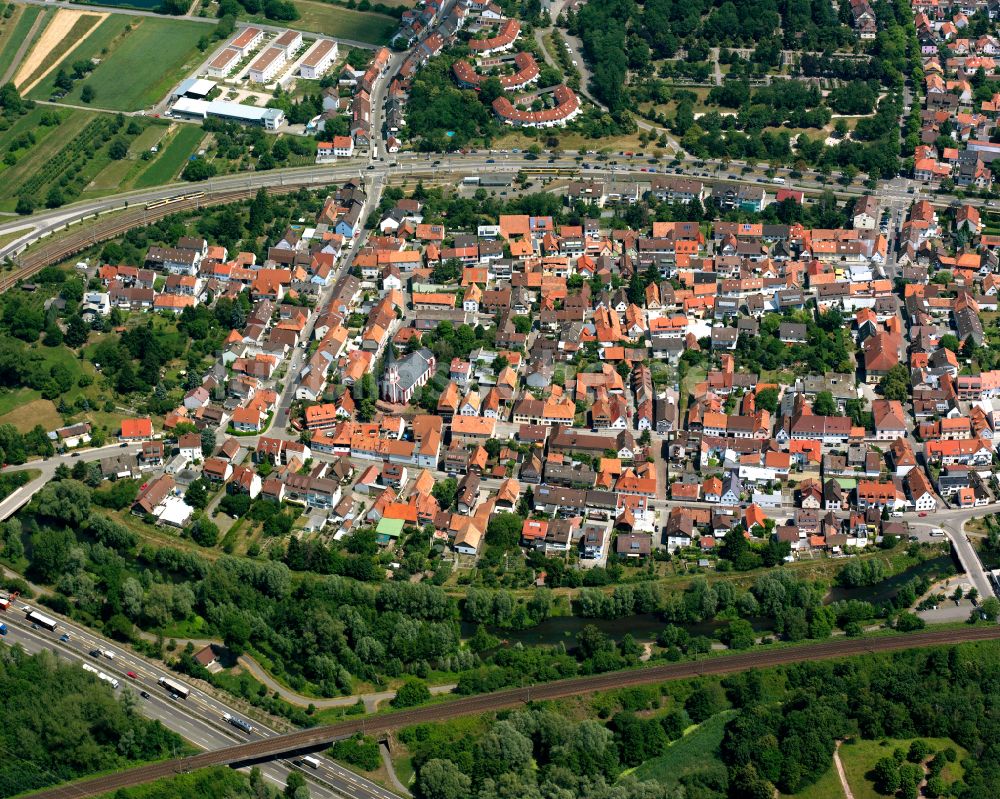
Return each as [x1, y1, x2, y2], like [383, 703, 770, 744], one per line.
[0, 186, 304, 294]
[24, 624, 1000, 799]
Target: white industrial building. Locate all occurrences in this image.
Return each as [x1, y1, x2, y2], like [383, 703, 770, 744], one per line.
[171, 97, 285, 129]
[248, 46, 286, 84]
[300, 38, 337, 79]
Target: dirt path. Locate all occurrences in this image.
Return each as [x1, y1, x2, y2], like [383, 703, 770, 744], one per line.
[0, 9, 46, 86]
[237, 653, 456, 711]
[834, 741, 855, 799]
[15, 9, 108, 93]
[380, 742, 412, 797]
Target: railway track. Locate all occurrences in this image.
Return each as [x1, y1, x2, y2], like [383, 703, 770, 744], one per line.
[0, 185, 304, 294]
[24, 624, 1000, 799]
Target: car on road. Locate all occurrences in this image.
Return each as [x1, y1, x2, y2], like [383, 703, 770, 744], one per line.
[71, 453, 79, 457]
[89, 649, 101, 658]
[127, 671, 138, 679]
[919, 511, 928, 517]
[169, 693, 180, 700]
[140, 690, 151, 699]
[59, 633, 70, 642]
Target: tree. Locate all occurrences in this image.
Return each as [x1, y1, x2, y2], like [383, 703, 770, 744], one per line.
[873, 756, 900, 795]
[284, 771, 309, 798]
[804, 386, 835, 416]
[685, 683, 725, 723]
[755, 387, 779, 413]
[980, 596, 1000, 621]
[80, 85, 95, 103]
[879, 364, 910, 402]
[476, 720, 533, 777]
[108, 139, 128, 160]
[720, 619, 755, 649]
[185, 479, 208, 510]
[391, 678, 431, 708]
[418, 759, 471, 799]
[200, 427, 216, 457]
[189, 516, 218, 547]
[485, 512, 524, 550]
[431, 477, 457, 510]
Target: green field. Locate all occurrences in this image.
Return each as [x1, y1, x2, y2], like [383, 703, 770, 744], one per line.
[631, 710, 735, 787]
[133, 124, 204, 188]
[27, 14, 135, 101]
[779, 760, 845, 799]
[60, 17, 208, 111]
[838, 737, 966, 799]
[0, 107, 95, 210]
[255, 0, 397, 43]
[86, 123, 171, 193]
[0, 5, 45, 82]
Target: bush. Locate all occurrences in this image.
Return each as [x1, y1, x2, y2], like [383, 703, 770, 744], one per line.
[392, 678, 431, 708]
[330, 733, 380, 771]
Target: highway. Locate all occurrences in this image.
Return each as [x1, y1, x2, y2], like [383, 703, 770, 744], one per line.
[1, 606, 401, 799]
[20, 623, 1000, 799]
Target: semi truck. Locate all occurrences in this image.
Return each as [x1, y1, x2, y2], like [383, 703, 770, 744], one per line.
[157, 676, 190, 699]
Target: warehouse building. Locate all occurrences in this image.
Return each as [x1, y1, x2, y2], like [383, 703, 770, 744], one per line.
[300, 38, 338, 79]
[171, 97, 285, 130]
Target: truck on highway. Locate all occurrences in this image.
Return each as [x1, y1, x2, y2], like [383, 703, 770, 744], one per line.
[157, 676, 190, 699]
[223, 713, 254, 734]
[301, 756, 320, 769]
[98, 672, 119, 689]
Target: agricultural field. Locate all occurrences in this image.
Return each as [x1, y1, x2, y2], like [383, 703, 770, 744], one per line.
[0, 398, 63, 433]
[0, 5, 47, 82]
[132, 124, 205, 189]
[252, 0, 397, 43]
[20, 14, 206, 112]
[59, 17, 208, 111]
[15, 9, 107, 95]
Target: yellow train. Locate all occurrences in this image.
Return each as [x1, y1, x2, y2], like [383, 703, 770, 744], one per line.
[145, 191, 206, 210]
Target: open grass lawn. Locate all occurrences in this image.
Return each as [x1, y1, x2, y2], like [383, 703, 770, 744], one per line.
[61, 17, 208, 111]
[779, 760, 845, 799]
[265, 0, 397, 43]
[0, 387, 42, 417]
[631, 710, 735, 786]
[134, 125, 205, 188]
[0, 398, 63, 433]
[19, 13, 104, 93]
[839, 737, 966, 799]
[27, 14, 132, 100]
[0, 5, 44, 80]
